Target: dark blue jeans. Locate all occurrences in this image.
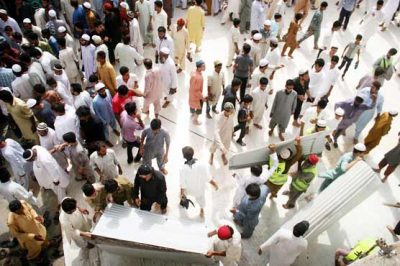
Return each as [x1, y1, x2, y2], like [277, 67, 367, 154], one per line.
[338, 8, 352, 30]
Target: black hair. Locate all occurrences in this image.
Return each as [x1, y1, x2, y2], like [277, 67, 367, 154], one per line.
[76, 106, 91, 117]
[182, 146, 194, 161]
[150, 118, 162, 130]
[104, 179, 118, 193]
[293, 221, 310, 237]
[82, 183, 95, 197]
[250, 165, 263, 177]
[242, 43, 251, 54]
[0, 90, 13, 102]
[158, 26, 166, 33]
[315, 58, 325, 68]
[286, 79, 295, 86]
[295, 13, 303, 21]
[119, 66, 129, 75]
[154, 0, 163, 7]
[243, 94, 253, 103]
[331, 55, 339, 63]
[61, 198, 77, 213]
[233, 18, 241, 27]
[9, 200, 22, 213]
[0, 168, 11, 183]
[89, 74, 98, 83]
[245, 183, 261, 198]
[62, 132, 77, 143]
[124, 102, 137, 115]
[144, 58, 152, 69]
[117, 85, 129, 96]
[321, 1, 328, 8]
[52, 102, 66, 113]
[231, 77, 242, 87]
[259, 77, 269, 85]
[71, 83, 83, 93]
[317, 99, 328, 109]
[97, 50, 106, 59]
[356, 34, 363, 40]
[33, 84, 46, 94]
[57, 37, 66, 47]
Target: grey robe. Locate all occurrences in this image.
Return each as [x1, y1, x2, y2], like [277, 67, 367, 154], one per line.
[270, 90, 297, 130]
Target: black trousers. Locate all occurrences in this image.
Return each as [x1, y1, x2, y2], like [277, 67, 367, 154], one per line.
[140, 195, 168, 211]
[293, 99, 303, 120]
[234, 76, 248, 102]
[338, 8, 352, 30]
[394, 220, 400, 235]
[206, 101, 217, 114]
[338, 56, 353, 77]
[234, 122, 246, 142]
[126, 139, 141, 163]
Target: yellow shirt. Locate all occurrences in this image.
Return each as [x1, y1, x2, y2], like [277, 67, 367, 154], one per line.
[98, 62, 117, 96]
[6, 97, 37, 142]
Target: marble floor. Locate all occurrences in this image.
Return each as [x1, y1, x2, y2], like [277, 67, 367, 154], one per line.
[1, 3, 400, 266]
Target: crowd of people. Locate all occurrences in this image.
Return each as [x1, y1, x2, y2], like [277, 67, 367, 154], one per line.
[0, 0, 399, 265]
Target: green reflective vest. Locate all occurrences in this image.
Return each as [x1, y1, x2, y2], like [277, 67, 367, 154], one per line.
[292, 166, 317, 192]
[344, 238, 378, 262]
[268, 158, 287, 185]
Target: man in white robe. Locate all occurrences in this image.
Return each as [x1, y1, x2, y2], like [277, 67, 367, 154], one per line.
[0, 168, 38, 206]
[155, 27, 175, 62]
[158, 47, 178, 108]
[153, 1, 168, 41]
[92, 35, 109, 63]
[359, 0, 385, 46]
[58, 38, 82, 85]
[127, 11, 144, 55]
[52, 103, 80, 143]
[114, 36, 143, 72]
[11, 64, 34, 101]
[221, 0, 240, 24]
[0, 137, 30, 189]
[246, 33, 262, 67]
[36, 122, 69, 170]
[23, 146, 70, 204]
[250, 0, 266, 31]
[34, 49, 57, 78]
[135, 0, 154, 45]
[251, 76, 271, 129]
[80, 34, 97, 79]
[59, 197, 99, 265]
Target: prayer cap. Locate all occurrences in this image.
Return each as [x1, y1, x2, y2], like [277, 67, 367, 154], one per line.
[95, 82, 106, 91]
[0, 9, 7, 15]
[354, 143, 366, 152]
[120, 2, 129, 9]
[160, 47, 170, 55]
[12, 64, 22, 73]
[81, 34, 90, 41]
[307, 154, 319, 165]
[57, 26, 67, 33]
[299, 69, 308, 75]
[195, 60, 205, 68]
[177, 18, 185, 27]
[127, 11, 135, 19]
[263, 20, 271, 26]
[48, 10, 56, 17]
[279, 148, 291, 160]
[83, 2, 91, 9]
[389, 109, 398, 116]
[223, 102, 234, 112]
[23, 149, 34, 160]
[259, 59, 269, 67]
[23, 18, 32, 24]
[335, 108, 345, 116]
[26, 99, 37, 108]
[217, 225, 232, 240]
[214, 60, 222, 67]
[92, 35, 102, 44]
[36, 122, 48, 131]
[138, 164, 153, 175]
[270, 37, 278, 44]
[316, 119, 327, 128]
[253, 33, 262, 41]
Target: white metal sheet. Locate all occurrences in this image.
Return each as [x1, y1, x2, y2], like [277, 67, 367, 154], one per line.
[229, 131, 331, 170]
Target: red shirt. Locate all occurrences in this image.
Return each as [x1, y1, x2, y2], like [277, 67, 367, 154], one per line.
[112, 91, 135, 115]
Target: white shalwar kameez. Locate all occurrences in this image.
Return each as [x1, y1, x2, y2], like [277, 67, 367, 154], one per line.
[81, 43, 97, 79]
[251, 86, 270, 124]
[38, 51, 57, 77]
[227, 25, 241, 65]
[210, 113, 234, 154]
[159, 56, 178, 102]
[38, 127, 69, 170]
[179, 161, 211, 208]
[211, 226, 242, 266]
[259, 228, 308, 266]
[59, 47, 81, 84]
[114, 43, 143, 72]
[360, 7, 384, 44]
[129, 18, 144, 55]
[250, 1, 266, 31]
[55, 81, 74, 106]
[222, 0, 240, 23]
[32, 145, 70, 203]
[0, 179, 38, 206]
[94, 44, 110, 63]
[301, 69, 325, 115]
[0, 139, 29, 189]
[54, 111, 80, 143]
[155, 34, 175, 59]
[381, 0, 400, 27]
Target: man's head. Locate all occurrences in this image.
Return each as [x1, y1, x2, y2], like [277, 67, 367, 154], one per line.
[158, 26, 166, 39]
[119, 66, 130, 81]
[195, 0, 203, 5]
[231, 78, 242, 91]
[331, 55, 339, 68]
[0, 168, 11, 183]
[355, 34, 363, 45]
[389, 109, 398, 118]
[0, 136, 6, 148]
[387, 48, 398, 58]
[182, 146, 195, 161]
[82, 183, 96, 197]
[96, 141, 108, 156]
[23, 149, 36, 162]
[8, 200, 23, 214]
[293, 221, 310, 237]
[353, 96, 364, 107]
[331, 20, 341, 31]
[314, 58, 325, 72]
[144, 58, 153, 70]
[285, 79, 295, 94]
[376, 0, 384, 9]
[36, 122, 49, 137]
[22, 18, 33, 29]
[57, 26, 67, 39]
[294, 13, 303, 22]
[63, 132, 77, 144]
[374, 66, 385, 78]
[315, 119, 327, 132]
[250, 165, 263, 177]
[252, 32, 262, 44]
[61, 198, 77, 214]
[117, 85, 129, 97]
[242, 94, 253, 108]
[317, 99, 328, 111]
[137, 164, 154, 181]
[335, 107, 345, 119]
[242, 43, 251, 54]
[263, 19, 271, 31]
[26, 31, 40, 45]
[299, 69, 309, 81]
[274, 13, 282, 22]
[304, 154, 319, 168]
[104, 179, 119, 193]
[245, 183, 261, 199]
[223, 102, 235, 117]
[279, 148, 292, 161]
[125, 102, 137, 116]
[176, 18, 185, 30]
[196, 60, 205, 71]
[76, 106, 92, 121]
[0, 90, 14, 104]
[0, 9, 8, 21]
[233, 18, 241, 28]
[150, 118, 162, 132]
[160, 47, 170, 63]
[320, 1, 328, 10]
[154, 0, 163, 12]
[52, 102, 66, 116]
[122, 35, 130, 45]
[97, 51, 106, 65]
[52, 63, 63, 76]
[214, 60, 223, 72]
[95, 82, 107, 98]
[259, 77, 269, 90]
[217, 225, 234, 240]
[370, 81, 381, 94]
[353, 143, 366, 156]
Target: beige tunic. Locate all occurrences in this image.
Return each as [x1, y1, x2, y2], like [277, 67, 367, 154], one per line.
[6, 97, 37, 142]
[207, 71, 225, 105]
[7, 200, 47, 260]
[171, 27, 190, 69]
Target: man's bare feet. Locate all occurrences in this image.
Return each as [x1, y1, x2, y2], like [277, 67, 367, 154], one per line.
[387, 225, 396, 235]
[209, 154, 214, 165]
[162, 101, 170, 108]
[222, 154, 228, 165]
[279, 132, 285, 141]
[282, 204, 294, 209]
[254, 123, 263, 129]
[282, 190, 289, 196]
[160, 168, 168, 175]
[268, 129, 273, 136]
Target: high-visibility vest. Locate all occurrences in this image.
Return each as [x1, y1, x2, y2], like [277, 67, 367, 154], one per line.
[344, 238, 378, 262]
[292, 165, 317, 192]
[268, 158, 287, 185]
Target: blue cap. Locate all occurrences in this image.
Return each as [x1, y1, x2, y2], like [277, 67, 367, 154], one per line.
[195, 60, 205, 68]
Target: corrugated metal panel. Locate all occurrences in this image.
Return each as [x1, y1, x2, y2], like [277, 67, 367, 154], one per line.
[229, 131, 331, 170]
[91, 204, 215, 264]
[265, 161, 380, 240]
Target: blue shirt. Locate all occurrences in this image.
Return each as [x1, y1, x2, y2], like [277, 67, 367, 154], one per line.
[320, 152, 354, 180]
[0, 67, 15, 88]
[72, 5, 88, 29]
[234, 185, 269, 227]
[357, 87, 384, 114]
[48, 36, 60, 57]
[341, 0, 357, 11]
[93, 90, 115, 124]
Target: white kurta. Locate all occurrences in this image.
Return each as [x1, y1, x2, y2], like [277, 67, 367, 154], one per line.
[250, 67, 269, 89]
[60, 209, 92, 248]
[321, 66, 340, 97]
[55, 81, 74, 106]
[233, 153, 278, 207]
[211, 113, 234, 152]
[159, 56, 178, 101]
[259, 228, 308, 266]
[81, 44, 97, 79]
[246, 40, 261, 67]
[129, 18, 144, 55]
[360, 7, 384, 43]
[0, 180, 38, 206]
[114, 43, 143, 71]
[11, 74, 33, 101]
[73, 91, 93, 111]
[38, 51, 57, 77]
[227, 26, 241, 65]
[212, 228, 242, 266]
[89, 149, 119, 181]
[59, 47, 81, 84]
[207, 71, 225, 106]
[153, 9, 168, 33]
[155, 34, 175, 58]
[301, 107, 328, 131]
[179, 161, 211, 208]
[54, 71, 71, 95]
[38, 128, 69, 170]
[0, 139, 28, 188]
[251, 86, 270, 124]
[32, 145, 70, 203]
[54, 111, 80, 143]
[250, 1, 266, 31]
[95, 44, 110, 63]
[382, 0, 400, 25]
